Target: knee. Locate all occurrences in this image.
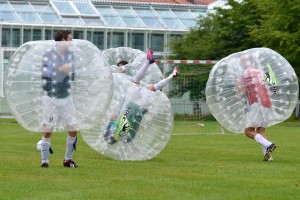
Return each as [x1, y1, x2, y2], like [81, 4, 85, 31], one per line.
[111, 114, 118, 120]
[42, 124, 54, 135]
[148, 85, 155, 91]
[244, 129, 249, 138]
[43, 131, 52, 138]
[245, 127, 257, 139]
[68, 131, 77, 137]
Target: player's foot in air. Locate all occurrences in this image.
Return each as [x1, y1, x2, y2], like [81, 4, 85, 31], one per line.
[147, 48, 155, 64]
[63, 159, 78, 168]
[172, 66, 179, 77]
[263, 143, 276, 161]
[107, 136, 117, 144]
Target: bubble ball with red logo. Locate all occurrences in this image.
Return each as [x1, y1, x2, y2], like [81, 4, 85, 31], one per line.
[206, 47, 299, 133]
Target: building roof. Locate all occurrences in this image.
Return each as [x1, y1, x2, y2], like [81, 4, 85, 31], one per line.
[96, 0, 216, 5]
[0, 0, 212, 31]
[193, 0, 216, 5]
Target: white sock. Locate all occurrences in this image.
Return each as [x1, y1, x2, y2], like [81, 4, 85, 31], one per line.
[254, 134, 272, 148]
[262, 145, 273, 161]
[65, 135, 77, 160]
[41, 137, 50, 164]
[132, 62, 150, 83]
[154, 76, 173, 91]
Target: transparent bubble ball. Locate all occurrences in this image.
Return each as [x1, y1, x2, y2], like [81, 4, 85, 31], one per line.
[4, 40, 113, 132]
[81, 73, 173, 161]
[206, 48, 299, 133]
[103, 47, 164, 84]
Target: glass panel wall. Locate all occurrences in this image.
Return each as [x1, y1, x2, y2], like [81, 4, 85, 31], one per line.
[0, 2, 20, 23]
[31, 3, 53, 12]
[73, 30, 84, 39]
[101, 15, 124, 27]
[129, 33, 144, 50]
[17, 12, 42, 23]
[0, 1, 12, 10]
[62, 17, 83, 25]
[172, 9, 196, 29]
[2, 28, 10, 47]
[73, 2, 97, 15]
[32, 3, 60, 24]
[51, 1, 77, 14]
[190, 9, 207, 18]
[45, 30, 52, 40]
[12, 28, 21, 47]
[0, 11, 20, 23]
[10, 2, 34, 12]
[0, 1, 204, 51]
[3, 50, 15, 60]
[81, 17, 104, 26]
[150, 34, 164, 52]
[113, 7, 144, 28]
[134, 8, 162, 29]
[180, 19, 197, 28]
[109, 32, 124, 48]
[154, 9, 185, 29]
[33, 29, 42, 41]
[86, 31, 92, 42]
[1, 26, 183, 53]
[93, 31, 104, 50]
[11, 2, 42, 23]
[23, 28, 32, 43]
[39, 13, 60, 24]
[0, 1, 207, 30]
[95, 5, 125, 27]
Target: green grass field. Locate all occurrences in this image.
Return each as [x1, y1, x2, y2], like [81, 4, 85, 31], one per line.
[0, 119, 299, 200]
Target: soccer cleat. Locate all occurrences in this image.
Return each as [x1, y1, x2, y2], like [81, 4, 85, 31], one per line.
[41, 163, 49, 168]
[63, 159, 78, 168]
[263, 143, 276, 161]
[267, 157, 273, 162]
[104, 129, 112, 140]
[147, 48, 155, 64]
[107, 136, 117, 145]
[104, 120, 118, 140]
[172, 66, 179, 77]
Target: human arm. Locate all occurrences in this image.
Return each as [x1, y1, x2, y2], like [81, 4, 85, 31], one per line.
[42, 53, 53, 95]
[236, 78, 247, 96]
[58, 52, 75, 80]
[58, 63, 72, 73]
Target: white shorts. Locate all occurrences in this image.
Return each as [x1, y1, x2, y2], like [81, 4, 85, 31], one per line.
[127, 84, 153, 106]
[245, 103, 270, 128]
[42, 96, 78, 131]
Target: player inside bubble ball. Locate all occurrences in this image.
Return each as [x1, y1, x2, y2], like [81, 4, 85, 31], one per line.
[238, 54, 276, 161]
[40, 30, 78, 168]
[104, 49, 179, 144]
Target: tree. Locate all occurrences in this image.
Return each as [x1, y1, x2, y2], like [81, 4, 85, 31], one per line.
[249, 0, 300, 77]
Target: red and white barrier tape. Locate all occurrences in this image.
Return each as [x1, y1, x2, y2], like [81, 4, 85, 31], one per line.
[155, 60, 218, 65]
